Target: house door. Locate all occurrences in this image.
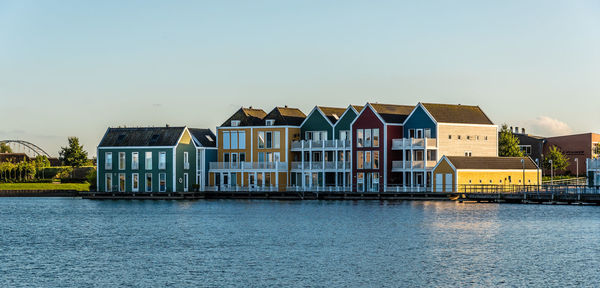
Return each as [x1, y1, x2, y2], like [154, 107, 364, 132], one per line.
[183, 173, 188, 192]
[415, 173, 423, 187]
[249, 173, 255, 188]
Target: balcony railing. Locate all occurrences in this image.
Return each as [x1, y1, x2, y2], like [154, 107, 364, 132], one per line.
[209, 162, 288, 171]
[290, 161, 351, 170]
[391, 138, 437, 150]
[391, 160, 437, 171]
[291, 139, 351, 150]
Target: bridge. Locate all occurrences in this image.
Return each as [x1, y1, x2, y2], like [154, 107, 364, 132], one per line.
[0, 140, 52, 158]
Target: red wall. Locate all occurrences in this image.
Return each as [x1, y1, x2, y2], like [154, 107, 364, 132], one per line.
[545, 133, 598, 175]
[386, 125, 404, 185]
[352, 106, 385, 191]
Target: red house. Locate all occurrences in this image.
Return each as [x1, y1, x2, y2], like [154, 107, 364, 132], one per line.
[350, 103, 414, 192]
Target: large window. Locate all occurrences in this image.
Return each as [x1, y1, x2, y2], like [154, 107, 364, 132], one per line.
[258, 132, 265, 148]
[184, 152, 189, 169]
[274, 131, 280, 148]
[340, 131, 349, 141]
[105, 152, 112, 170]
[373, 129, 379, 147]
[132, 152, 139, 170]
[159, 173, 167, 192]
[132, 173, 139, 192]
[357, 151, 364, 169]
[372, 173, 379, 192]
[223, 131, 230, 149]
[365, 151, 372, 169]
[159, 152, 166, 170]
[357, 173, 364, 192]
[357, 129, 364, 147]
[373, 151, 379, 169]
[145, 173, 152, 192]
[119, 152, 126, 170]
[266, 132, 272, 148]
[364, 129, 372, 147]
[231, 132, 238, 149]
[105, 173, 112, 192]
[119, 173, 125, 192]
[424, 129, 431, 138]
[239, 131, 246, 149]
[145, 152, 152, 170]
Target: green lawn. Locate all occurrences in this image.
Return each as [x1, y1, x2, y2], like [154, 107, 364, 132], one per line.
[0, 183, 90, 191]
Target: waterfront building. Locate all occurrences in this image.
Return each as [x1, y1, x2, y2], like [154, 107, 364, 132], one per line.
[289, 105, 362, 190]
[544, 133, 600, 176]
[587, 158, 600, 186]
[432, 156, 540, 192]
[509, 127, 546, 165]
[97, 126, 216, 193]
[208, 106, 306, 190]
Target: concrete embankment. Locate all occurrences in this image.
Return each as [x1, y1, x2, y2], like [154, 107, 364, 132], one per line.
[0, 190, 80, 197]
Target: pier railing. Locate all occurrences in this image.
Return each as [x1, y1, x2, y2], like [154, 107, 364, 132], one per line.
[458, 184, 600, 194]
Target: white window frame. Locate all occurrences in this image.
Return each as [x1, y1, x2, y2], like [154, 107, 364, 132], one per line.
[159, 173, 167, 192]
[231, 120, 240, 127]
[239, 131, 246, 149]
[145, 173, 152, 192]
[183, 173, 188, 192]
[159, 152, 167, 170]
[105, 152, 113, 170]
[145, 152, 152, 170]
[119, 152, 126, 170]
[274, 131, 280, 149]
[119, 173, 125, 192]
[223, 131, 230, 149]
[258, 131, 265, 149]
[184, 152, 189, 170]
[357, 129, 364, 148]
[132, 152, 139, 170]
[372, 129, 379, 147]
[231, 132, 238, 149]
[364, 129, 372, 147]
[105, 173, 112, 192]
[132, 173, 139, 192]
[266, 119, 275, 126]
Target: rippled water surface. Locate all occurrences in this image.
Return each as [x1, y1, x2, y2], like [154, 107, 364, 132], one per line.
[1, 198, 600, 287]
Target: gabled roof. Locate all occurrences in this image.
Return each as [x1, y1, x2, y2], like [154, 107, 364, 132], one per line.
[317, 106, 347, 124]
[446, 156, 538, 170]
[262, 106, 306, 126]
[421, 103, 494, 125]
[99, 127, 186, 147]
[189, 128, 217, 148]
[221, 107, 267, 127]
[369, 103, 415, 123]
[351, 105, 364, 113]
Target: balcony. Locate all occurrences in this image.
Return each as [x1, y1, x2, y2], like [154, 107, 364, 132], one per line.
[209, 162, 288, 171]
[588, 159, 600, 170]
[291, 140, 351, 151]
[290, 161, 351, 171]
[391, 138, 437, 150]
[391, 160, 438, 171]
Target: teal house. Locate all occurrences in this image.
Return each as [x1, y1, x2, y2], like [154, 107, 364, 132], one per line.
[97, 126, 216, 193]
[290, 105, 362, 189]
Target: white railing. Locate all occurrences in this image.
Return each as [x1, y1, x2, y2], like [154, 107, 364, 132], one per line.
[391, 138, 437, 150]
[290, 140, 351, 150]
[290, 161, 350, 170]
[209, 162, 288, 171]
[205, 186, 280, 192]
[391, 160, 436, 170]
[384, 186, 432, 193]
[392, 160, 407, 171]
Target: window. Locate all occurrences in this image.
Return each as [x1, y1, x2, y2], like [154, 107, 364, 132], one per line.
[258, 131, 265, 148]
[223, 153, 230, 163]
[485, 136, 488, 141]
[357, 173, 364, 192]
[184, 152, 189, 169]
[119, 173, 125, 192]
[357, 151, 364, 169]
[364, 129, 372, 147]
[145, 173, 152, 192]
[231, 153, 238, 164]
[476, 136, 480, 140]
[184, 173, 188, 192]
[258, 152, 265, 162]
[458, 135, 462, 140]
[132, 173, 139, 192]
[231, 132, 238, 149]
[223, 131, 230, 149]
[465, 151, 472, 157]
[593, 143, 600, 156]
[274, 152, 280, 162]
[365, 151, 372, 169]
[159, 173, 166, 192]
[416, 129, 423, 139]
[373, 129, 379, 147]
[372, 173, 379, 192]
[427, 150, 437, 162]
[266, 119, 275, 126]
[425, 129, 431, 138]
[274, 131, 280, 149]
[357, 129, 364, 147]
[239, 131, 246, 149]
[105, 152, 113, 170]
[266, 132, 272, 148]
[145, 152, 152, 170]
[266, 152, 273, 162]
[519, 145, 532, 156]
[448, 135, 452, 140]
[159, 152, 166, 170]
[340, 131, 350, 141]
[409, 129, 416, 138]
[265, 173, 271, 186]
[132, 152, 139, 170]
[105, 173, 112, 192]
[118, 152, 126, 170]
[231, 120, 240, 127]
[239, 153, 246, 162]
[373, 151, 379, 169]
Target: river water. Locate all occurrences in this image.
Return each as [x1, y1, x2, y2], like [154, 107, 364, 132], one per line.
[1, 198, 599, 287]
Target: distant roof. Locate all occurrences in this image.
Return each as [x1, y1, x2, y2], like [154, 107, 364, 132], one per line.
[351, 105, 364, 113]
[221, 107, 267, 127]
[188, 128, 217, 147]
[263, 106, 306, 126]
[99, 127, 185, 147]
[369, 103, 415, 123]
[317, 106, 347, 124]
[0, 153, 30, 163]
[446, 156, 538, 170]
[421, 103, 494, 125]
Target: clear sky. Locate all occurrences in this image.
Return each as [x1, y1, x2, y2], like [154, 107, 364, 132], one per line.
[2, 0, 599, 157]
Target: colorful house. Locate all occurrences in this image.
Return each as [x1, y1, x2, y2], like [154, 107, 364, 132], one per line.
[97, 126, 216, 193]
[208, 106, 306, 190]
[432, 156, 540, 192]
[289, 105, 362, 189]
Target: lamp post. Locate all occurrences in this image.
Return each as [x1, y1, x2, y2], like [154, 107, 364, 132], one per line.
[575, 158, 579, 186]
[549, 159, 553, 186]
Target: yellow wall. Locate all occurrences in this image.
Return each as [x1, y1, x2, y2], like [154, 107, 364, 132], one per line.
[456, 170, 540, 186]
[217, 127, 252, 162]
[432, 158, 455, 192]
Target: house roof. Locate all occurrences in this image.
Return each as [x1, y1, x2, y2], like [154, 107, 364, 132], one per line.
[263, 106, 306, 126]
[446, 156, 538, 170]
[221, 107, 267, 127]
[421, 103, 494, 125]
[351, 105, 364, 113]
[369, 103, 415, 123]
[317, 106, 347, 124]
[99, 127, 186, 147]
[0, 153, 30, 163]
[188, 128, 217, 148]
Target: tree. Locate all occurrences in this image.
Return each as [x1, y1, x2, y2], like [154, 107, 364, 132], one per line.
[59, 137, 88, 169]
[0, 143, 12, 153]
[543, 145, 569, 173]
[34, 155, 51, 168]
[498, 124, 524, 157]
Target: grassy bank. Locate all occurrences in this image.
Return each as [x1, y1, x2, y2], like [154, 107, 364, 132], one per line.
[0, 183, 90, 191]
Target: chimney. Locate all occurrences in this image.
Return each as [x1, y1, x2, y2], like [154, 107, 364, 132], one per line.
[285, 105, 288, 108]
[522, 128, 525, 134]
[166, 124, 170, 128]
[510, 126, 513, 132]
[515, 127, 519, 133]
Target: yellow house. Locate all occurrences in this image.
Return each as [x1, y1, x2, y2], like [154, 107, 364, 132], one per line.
[432, 156, 541, 192]
[208, 106, 305, 190]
